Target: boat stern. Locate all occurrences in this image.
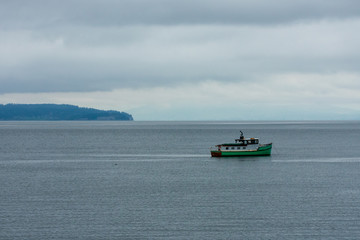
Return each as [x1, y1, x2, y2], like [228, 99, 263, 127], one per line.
[210, 151, 222, 157]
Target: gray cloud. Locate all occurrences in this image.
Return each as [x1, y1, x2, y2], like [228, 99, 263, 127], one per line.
[1, 0, 360, 29]
[1, 0, 360, 94]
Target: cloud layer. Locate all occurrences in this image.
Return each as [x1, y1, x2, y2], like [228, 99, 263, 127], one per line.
[1, 20, 360, 92]
[2, 0, 360, 28]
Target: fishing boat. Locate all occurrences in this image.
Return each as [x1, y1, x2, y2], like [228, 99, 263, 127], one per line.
[210, 131, 272, 157]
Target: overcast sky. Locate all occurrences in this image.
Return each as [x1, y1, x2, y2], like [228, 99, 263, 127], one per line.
[1, 0, 360, 120]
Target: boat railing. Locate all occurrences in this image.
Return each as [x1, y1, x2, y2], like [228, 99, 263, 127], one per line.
[259, 143, 272, 147]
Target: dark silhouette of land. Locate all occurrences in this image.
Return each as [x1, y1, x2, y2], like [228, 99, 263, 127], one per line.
[0, 104, 133, 121]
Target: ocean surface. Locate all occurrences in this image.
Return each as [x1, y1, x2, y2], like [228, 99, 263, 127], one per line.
[1, 121, 360, 239]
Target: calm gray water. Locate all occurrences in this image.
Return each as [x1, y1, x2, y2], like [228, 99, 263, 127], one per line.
[1, 121, 360, 239]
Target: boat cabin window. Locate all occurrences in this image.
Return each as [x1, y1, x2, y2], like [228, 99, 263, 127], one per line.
[247, 139, 259, 144]
[226, 147, 229, 150]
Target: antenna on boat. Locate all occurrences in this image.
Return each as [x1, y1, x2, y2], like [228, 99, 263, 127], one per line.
[240, 130, 244, 140]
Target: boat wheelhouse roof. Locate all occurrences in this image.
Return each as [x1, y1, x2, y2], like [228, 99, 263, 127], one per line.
[215, 131, 260, 146]
[219, 138, 259, 146]
[235, 137, 258, 141]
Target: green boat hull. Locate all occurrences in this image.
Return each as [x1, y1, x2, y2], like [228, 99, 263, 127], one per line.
[211, 144, 272, 157]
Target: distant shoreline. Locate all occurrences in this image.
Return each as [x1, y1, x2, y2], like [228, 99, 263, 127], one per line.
[0, 104, 133, 121]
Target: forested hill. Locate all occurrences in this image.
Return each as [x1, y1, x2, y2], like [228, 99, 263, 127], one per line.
[0, 104, 133, 121]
